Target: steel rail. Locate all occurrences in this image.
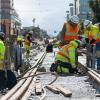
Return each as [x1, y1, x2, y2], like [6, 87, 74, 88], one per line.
[78, 59, 100, 85]
[1, 52, 46, 100]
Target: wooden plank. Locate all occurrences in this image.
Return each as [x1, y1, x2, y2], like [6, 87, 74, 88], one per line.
[9, 68, 37, 100]
[46, 85, 60, 94]
[0, 70, 32, 100]
[56, 85, 72, 97]
[35, 79, 42, 95]
[21, 78, 36, 100]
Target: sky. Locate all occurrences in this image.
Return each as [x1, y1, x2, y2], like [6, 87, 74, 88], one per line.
[14, 0, 73, 36]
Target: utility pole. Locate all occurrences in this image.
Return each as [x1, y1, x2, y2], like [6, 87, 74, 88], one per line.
[33, 18, 36, 26]
[74, 0, 77, 15]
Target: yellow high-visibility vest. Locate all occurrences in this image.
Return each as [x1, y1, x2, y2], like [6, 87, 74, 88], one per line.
[0, 39, 5, 70]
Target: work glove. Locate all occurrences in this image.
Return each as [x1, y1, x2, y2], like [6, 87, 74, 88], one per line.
[90, 39, 96, 44]
[85, 38, 89, 44]
[78, 36, 83, 40]
[50, 63, 57, 72]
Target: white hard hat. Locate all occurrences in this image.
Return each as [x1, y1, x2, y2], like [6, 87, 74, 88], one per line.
[70, 15, 79, 24]
[28, 31, 33, 35]
[84, 20, 92, 28]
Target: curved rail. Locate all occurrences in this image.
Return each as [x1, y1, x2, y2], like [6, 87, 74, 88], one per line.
[78, 55, 100, 85]
[1, 52, 46, 100]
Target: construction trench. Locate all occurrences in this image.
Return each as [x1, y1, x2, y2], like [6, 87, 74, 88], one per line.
[0, 48, 100, 100]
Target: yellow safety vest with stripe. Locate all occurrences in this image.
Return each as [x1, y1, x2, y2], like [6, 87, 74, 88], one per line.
[84, 24, 99, 41]
[0, 39, 5, 70]
[55, 41, 78, 74]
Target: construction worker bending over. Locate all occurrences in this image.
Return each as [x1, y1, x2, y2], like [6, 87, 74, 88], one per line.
[60, 15, 80, 46]
[83, 20, 99, 68]
[50, 40, 81, 75]
[24, 31, 33, 58]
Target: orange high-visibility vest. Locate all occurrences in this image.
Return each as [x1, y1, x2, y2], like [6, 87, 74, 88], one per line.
[64, 23, 79, 41]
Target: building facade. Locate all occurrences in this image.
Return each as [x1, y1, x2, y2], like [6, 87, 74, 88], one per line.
[77, 0, 92, 20]
[69, 3, 74, 16]
[0, 0, 21, 35]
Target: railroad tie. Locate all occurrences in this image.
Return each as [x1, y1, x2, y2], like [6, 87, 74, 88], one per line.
[46, 84, 72, 97]
[55, 85, 72, 97]
[35, 79, 43, 95]
[46, 85, 60, 94]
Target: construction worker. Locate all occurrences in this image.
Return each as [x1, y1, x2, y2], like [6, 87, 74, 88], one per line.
[17, 35, 23, 47]
[83, 20, 99, 68]
[24, 31, 33, 58]
[60, 15, 80, 46]
[94, 23, 100, 70]
[14, 35, 23, 73]
[50, 39, 81, 75]
[0, 32, 6, 90]
[0, 32, 17, 91]
[83, 20, 99, 44]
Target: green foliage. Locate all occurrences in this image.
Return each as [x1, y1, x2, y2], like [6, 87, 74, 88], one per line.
[22, 26, 50, 40]
[89, 0, 100, 23]
[89, 0, 94, 10]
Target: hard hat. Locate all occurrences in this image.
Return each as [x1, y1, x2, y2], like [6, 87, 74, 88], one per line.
[0, 32, 5, 40]
[28, 31, 33, 35]
[84, 20, 92, 28]
[70, 15, 79, 24]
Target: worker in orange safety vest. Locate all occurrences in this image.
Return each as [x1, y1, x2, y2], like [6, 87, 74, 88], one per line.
[60, 15, 80, 46]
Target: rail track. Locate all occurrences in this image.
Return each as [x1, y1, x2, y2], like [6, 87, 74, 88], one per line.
[1, 52, 46, 100]
[0, 48, 100, 100]
[27, 50, 100, 100]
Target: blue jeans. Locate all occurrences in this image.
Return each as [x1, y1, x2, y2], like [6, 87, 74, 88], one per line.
[96, 42, 100, 70]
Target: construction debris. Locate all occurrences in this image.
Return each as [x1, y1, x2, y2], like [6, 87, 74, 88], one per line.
[35, 79, 43, 95]
[46, 85, 60, 94]
[56, 85, 72, 97]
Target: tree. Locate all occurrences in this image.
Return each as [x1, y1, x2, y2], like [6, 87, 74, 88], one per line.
[89, 0, 100, 23]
